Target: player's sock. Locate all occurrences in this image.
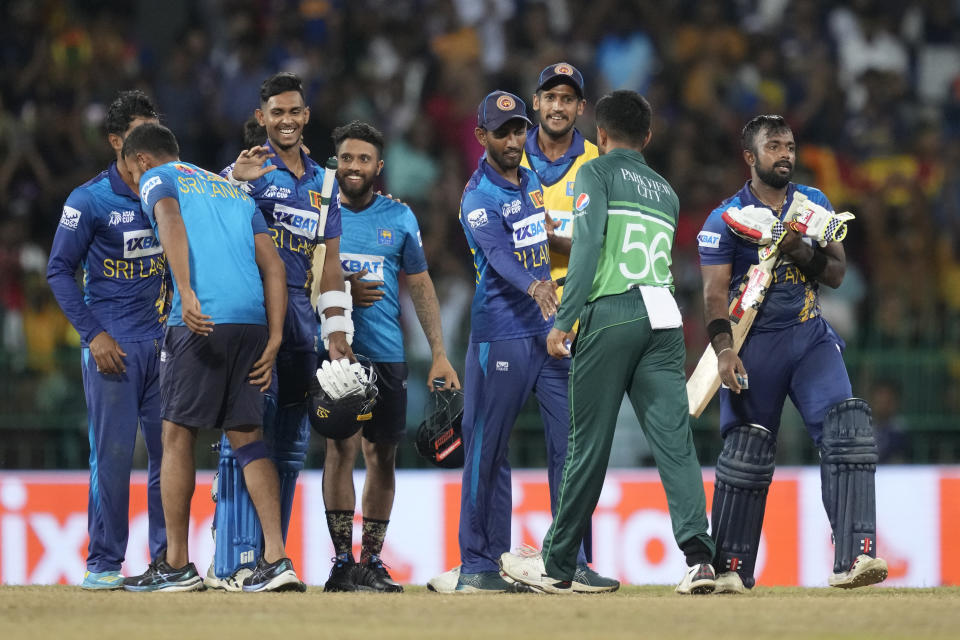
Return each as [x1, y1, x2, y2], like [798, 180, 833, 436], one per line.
[326, 510, 354, 558]
[360, 517, 389, 565]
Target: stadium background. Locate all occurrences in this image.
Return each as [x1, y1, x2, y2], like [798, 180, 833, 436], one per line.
[1, 0, 959, 586]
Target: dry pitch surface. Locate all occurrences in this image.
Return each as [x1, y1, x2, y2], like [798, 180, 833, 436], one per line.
[2, 585, 958, 640]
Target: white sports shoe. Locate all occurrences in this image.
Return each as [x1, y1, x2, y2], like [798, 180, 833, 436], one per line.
[675, 563, 716, 595]
[498, 551, 572, 594]
[713, 571, 745, 594]
[829, 555, 888, 589]
[427, 567, 461, 593]
[203, 563, 252, 592]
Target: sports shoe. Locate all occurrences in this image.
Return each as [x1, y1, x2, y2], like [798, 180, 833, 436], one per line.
[427, 567, 460, 593]
[455, 569, 536, 593]
[81, 570, 124, 590]
[242, 556, 306, 592]
[123, 557, 205, 592]
[829, 555, 888, 589]
[498, 551, 572, 594]
[355, 556, 403, 592]
[203, 562, 252, 592]
[675, 563, 716, 595]
[572, 564, 620, 593]
[324, 555, 359, 592]
[713, 571, 745, 594]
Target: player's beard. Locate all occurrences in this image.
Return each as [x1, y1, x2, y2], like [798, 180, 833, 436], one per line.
[756, 161, 793, 189]
[539, 112, 575, 139]
[337, 170, 376, 201]
[487, 145, 522, 171]
[270, 134, 300, 152]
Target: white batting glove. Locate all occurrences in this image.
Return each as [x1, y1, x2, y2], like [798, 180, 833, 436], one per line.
[787, 200, 855, 246]
[721, 205, 785, 246]
[316, 358, 364, 400]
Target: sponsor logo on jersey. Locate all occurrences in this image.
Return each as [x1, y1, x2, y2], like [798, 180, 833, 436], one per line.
[697, 231, 721, 248]
[575, 192, 590, 211]
[173, 163, 196, 175]
[547, 209, 573, 238]
[340, 252, 385, 280]
[123, 229, 164, 258]
[309, 190, 324, 210]
[497, 95, 515, 111]
[59, 206, 82, 230]
[263, 185, 291, 200]
[466, 208, 488, 228]
[528, 189, 544, 208]
[273, 203, 319, 239]
[108, 210, 136, 226]
[140, 175, 162, 203]
[496, 360, 509, 372]
[378, 228, 394, 245]
[512, 213, 548, 248]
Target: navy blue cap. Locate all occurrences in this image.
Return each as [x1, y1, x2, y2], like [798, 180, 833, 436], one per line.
[536, 62, 585, 98]
[477, 91, 533, 131]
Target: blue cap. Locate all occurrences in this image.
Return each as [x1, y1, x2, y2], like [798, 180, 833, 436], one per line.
[477, 91, 533, 131]
[536, 62, 584, 98]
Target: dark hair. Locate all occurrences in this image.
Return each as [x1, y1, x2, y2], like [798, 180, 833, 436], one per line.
[259, 72, 304, 105]
[242, 116, 267, 148]
[594, 90, 652, 147]
[121, 123, 180, 159]
[741, 115, 791, 154]
[105, 90, 158, 137]
[332, 120, 385, 159]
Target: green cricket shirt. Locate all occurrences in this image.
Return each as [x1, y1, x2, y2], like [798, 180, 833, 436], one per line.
[554, 148, 680, 333]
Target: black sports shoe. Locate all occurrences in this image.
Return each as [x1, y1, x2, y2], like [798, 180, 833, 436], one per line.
[242, 556, 305, 592]
[324, 555, 359, 592]
[355, 556, 403, 593]
[123, 556, 204, 592]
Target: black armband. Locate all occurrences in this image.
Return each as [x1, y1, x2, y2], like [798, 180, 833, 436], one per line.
[797, 247, 828, 280]
[707, 318, 733, 342]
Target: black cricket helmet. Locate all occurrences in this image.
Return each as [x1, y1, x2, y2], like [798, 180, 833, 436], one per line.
[415, 382, 464, 468]
[307, 354, 379, 440]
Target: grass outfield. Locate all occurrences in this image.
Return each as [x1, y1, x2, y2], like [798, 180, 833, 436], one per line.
[2, 585, 958, 640]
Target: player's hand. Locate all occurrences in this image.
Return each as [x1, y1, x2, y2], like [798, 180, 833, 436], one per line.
[346, 270, 384, 307]
[248, 338, 281, 392]
[181, 289, 214, 336]
[528, 279, 559, 320]
[717, 347, 747, 394]
[427, 357, 461, 390]
[777, 227, 811, 262]
[544, 212, 560, 239]
[377, 191, 407, 206]
[327, 332, 354, 361]
[89, 331, 127, 374]
[232, 145, 277, 182]
[546, 327, 574, 359]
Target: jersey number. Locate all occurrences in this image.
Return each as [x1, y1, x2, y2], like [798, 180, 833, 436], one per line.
[619, 222, 671, 284]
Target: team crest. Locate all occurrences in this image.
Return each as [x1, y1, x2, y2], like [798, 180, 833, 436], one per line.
[554, 63, 574, 75]
[497, 94, 516, 111]
[173, 163, 196, 175]
[566, 181, 575, 196]
[529, 189, 544, 208]
[378, 228, 394, 245]
[575, 192, 590, 211]
[309, 190, 323, 210]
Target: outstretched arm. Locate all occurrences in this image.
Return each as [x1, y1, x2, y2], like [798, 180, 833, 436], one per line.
[407, 270, 460, 390]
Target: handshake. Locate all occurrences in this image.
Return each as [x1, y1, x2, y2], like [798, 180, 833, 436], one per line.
[722, 194, 854, 248]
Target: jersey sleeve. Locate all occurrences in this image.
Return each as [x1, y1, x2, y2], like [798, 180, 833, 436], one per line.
[139, 167, 180, 222]
[45, 189, 105, 343]
[400, 207, 428, 275]
[461, 190, 538, 294]
[252, 208, 269, 235]
[324, 179, 342, 240]
[555, 162, 606, 332]
[697, 202, 738, 266]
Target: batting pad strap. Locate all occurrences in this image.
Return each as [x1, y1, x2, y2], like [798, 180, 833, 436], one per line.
[318, 289, 353, 313]
[320, 314, 353, 339]
[234, 440, 269, 468]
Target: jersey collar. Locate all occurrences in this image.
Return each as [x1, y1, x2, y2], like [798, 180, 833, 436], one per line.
[524, 125, 586, 165]
[264, 140, 318, 180]
[479, 156, 528, 192]
[107, 161, 139, 201]
[736, 180, 797, 219]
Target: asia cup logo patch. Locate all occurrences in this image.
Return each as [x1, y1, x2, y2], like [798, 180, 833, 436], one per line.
[497, 94, 516, 111]
[554, 63, 574, 75]
[575, 192, 590, 211]
[529, 189, 544, 208]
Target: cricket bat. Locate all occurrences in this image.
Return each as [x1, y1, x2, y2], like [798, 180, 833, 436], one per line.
[309, 157, 339, 309]
[685, 192, 814, 417]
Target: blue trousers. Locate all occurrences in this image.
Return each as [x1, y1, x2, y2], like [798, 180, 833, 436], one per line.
[458, 334, 585, 573]
[81, 338, 166, 573]
[720, 317, 852, 446]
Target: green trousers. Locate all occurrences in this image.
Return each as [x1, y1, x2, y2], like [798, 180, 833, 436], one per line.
[542, 290, 715, 580]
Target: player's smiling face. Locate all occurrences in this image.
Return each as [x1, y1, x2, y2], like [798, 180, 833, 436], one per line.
[533, 83, 584, 139]
[479, 119, 527, 172]
[750, 127, 795, 189]
[336, 138, 382, 202]
[257, 90, 309, 152]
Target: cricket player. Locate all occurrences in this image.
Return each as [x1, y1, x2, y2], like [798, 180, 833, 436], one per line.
[46, 90, 167, 590]
[319, 121, 460, 593]
[121, 123, 301, 592]
[697, 114, 887, 592]
[500, 90, 717, 595]
[206, 72, 351, 590]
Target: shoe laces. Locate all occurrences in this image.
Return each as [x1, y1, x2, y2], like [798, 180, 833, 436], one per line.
[512, 544, 541, 558]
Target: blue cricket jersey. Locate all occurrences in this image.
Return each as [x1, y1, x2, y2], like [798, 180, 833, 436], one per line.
[339, 194, 428, 362]
[47, 162, 166, 346]
[460, 158, 552, 343]
[222, 141, 342, 292]
[698, 181, 834, 331]
[139, 161, 269, 326]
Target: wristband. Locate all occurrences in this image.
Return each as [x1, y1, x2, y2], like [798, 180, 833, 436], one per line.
[707, 318, 733, 342]
[797, 248, 828, 280]
[716, 347, 733, 357]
